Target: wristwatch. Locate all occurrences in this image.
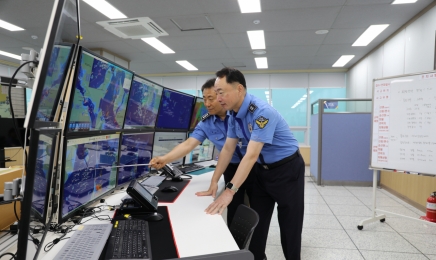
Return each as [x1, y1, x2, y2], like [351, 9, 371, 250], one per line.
[225, 182, 239, 193]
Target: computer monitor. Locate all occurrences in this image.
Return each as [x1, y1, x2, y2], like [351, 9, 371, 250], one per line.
[60, 134, 120, 223]
[184, 132, 214, 164]
[24, 0, 80, 129]
[155, 88, 195, 130]
[117, 132, 154, 187]
[67, 47, 133, 134]
[124, 76, 163, 129]
[152, 132, 187, 166]
[189, 97, 208, 130]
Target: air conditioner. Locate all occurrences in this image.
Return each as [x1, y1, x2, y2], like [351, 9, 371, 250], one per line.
[96, 17, 168, 39]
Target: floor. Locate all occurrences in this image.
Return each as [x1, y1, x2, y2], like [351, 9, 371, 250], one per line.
[265, 167, 436, 260]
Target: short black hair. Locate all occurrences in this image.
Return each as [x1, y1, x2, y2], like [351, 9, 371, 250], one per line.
[201, 78, 216, 92]
[215, 67, 246, 89]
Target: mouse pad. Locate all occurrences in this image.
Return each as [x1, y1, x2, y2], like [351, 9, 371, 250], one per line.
[148, 206, 179, 259]
[187, 167, 215, 176]
[155, 180, 191, 203]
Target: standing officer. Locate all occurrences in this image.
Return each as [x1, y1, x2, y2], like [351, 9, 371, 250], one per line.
[150, 78, 255, 226]
[205, 68, 305, 260]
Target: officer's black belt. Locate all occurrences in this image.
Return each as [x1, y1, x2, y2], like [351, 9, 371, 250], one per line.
[259, 149, 300, 170]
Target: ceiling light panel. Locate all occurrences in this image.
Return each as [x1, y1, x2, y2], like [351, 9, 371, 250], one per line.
[255, 57, 268, 69]
[332, 55, 355, 67]
[142, 38, 175, 54]
[0, 19, 24, 31]
[0, 50, 21, 60]
[352, 24, 389, 46]
[238, 0, 261, 13]
[391, 0, 418, 4]
[247, 30, 265, 50]
[176, 60, 198, 71]
[83, 0, 127, 19]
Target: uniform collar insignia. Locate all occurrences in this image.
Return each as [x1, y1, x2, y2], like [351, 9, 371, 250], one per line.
[248, 103, 257, 113]
[201, 113, 211, 121]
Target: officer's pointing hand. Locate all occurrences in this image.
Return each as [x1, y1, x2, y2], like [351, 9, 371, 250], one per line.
[150, 157, 166, 170]
[204, 189, 234, 215]
[195, 182, 218, 198]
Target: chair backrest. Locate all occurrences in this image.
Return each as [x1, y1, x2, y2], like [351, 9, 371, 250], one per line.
[229, 204, 259, 250]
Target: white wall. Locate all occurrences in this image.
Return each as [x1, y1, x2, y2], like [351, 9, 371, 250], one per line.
[347, 5, 436, 98]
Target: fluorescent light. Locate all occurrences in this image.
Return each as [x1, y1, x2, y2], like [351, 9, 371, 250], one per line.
[176, 60, 198, 71]
[392, 0, 418, 4]
[0, 19, 24, 31]
[310, 91, 314, 94]
[352, 24, 389, 46]
[303, 95, 307, 97]
[0, 50, 21, 60]
[83, 0, 127, 19]
[332, 55, 355, 67]
[238, 0, 261, 13]
[255, 57, 268, 69]
[247, 30, 265, 50]
[142, 38, 175, 54]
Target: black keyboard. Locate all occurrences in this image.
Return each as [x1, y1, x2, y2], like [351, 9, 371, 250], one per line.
[177, 164, 205, 173]
[105, 219, 152, 259]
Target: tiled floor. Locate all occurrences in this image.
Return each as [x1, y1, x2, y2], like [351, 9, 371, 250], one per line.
[265, 167, 436, 260]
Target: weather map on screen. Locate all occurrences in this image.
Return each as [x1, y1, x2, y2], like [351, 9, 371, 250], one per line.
[156, 89, 194, 130]
[124, 76, 162, 129]
[61, 134, 119, 218]
[185, 132, 214, 164]
[117, 132, 154, 186]
[35, 45, 73, 121]
[189, 97, 208, 130]
[68, 49, 133, 132]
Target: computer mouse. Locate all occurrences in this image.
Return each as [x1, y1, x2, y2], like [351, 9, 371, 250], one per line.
[209, 164, 216, 168]
[162, 186, 178, 192]
[144, 212, 163, 222]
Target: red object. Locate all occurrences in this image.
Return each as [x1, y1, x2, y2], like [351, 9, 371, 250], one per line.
[421, 192, 436, 223]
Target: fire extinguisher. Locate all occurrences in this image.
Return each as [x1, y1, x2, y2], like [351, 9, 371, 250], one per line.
[421, 192, 436, 223]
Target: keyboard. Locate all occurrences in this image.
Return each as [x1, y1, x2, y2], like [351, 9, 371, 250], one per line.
[140, 176, 166, 187]
[177, 163, 205, 173]
[105, 219, 152, 259]
[53, 223, 112, 260]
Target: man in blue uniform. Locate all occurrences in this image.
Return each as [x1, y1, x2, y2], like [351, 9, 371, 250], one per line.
[205, 68, 305, 260]
[150, 78, 255, 226]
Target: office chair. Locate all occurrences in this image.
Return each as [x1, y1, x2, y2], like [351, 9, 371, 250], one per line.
[229, 204, 259, 250]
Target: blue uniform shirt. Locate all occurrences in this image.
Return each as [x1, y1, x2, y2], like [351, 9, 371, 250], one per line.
[227, 93, 299, 164]
[191, 113, 243, 164]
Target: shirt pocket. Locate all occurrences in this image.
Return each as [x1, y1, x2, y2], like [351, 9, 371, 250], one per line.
[210, 132, 225, 142]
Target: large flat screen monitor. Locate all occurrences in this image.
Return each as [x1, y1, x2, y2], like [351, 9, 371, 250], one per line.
[117, 132, 154, 187]
[152, 132, 187, 166]
[67, 47, 133, 134]
[189, 97, 208, 130]
[60, 134, 120, 223]
[124, 76, 163, 130]
[185, 132, 214, 164]
[155, 88, 195, 130]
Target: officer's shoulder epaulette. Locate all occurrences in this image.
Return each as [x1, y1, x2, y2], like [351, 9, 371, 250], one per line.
[248, 103, 257, 113]
[201, 113, 211, 121]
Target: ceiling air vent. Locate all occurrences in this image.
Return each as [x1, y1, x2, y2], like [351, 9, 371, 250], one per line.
[96, 17, 168, 39]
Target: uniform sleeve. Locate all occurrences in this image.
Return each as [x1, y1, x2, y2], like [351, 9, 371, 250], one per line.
[190, 121, 207, 143]
[227, 115, 238, 139]
[250, 107, 278, 144]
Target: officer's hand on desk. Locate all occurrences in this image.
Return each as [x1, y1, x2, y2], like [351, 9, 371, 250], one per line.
[150, 157, 166, 169]
[204, 189, 234, 215]
[195, 182, 218, 198]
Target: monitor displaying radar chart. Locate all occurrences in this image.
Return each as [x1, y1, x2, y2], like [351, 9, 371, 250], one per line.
[60, 134, 120, 222]
[155, 88, 195, 130]
[189, 97, 208, 130]
[67, 47, 133, 133]
[152, 132, 187, 165]
[185, 132, 214, 164]
[124, 76, 163, 129]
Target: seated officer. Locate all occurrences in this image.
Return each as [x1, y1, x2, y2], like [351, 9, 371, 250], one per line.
[149, 78, 255, 226]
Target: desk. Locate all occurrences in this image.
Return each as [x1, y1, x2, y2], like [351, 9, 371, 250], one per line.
[3, 169, 239, 259]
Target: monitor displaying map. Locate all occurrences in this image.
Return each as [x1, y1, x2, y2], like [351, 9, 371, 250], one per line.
[189, 97, 208, 130]
[152, 132, 186, 166]
[156, 89, 195, 130]
[124, 76, 163, 129]
[67, 48, 133, 133]
[185, 132, 214, 164]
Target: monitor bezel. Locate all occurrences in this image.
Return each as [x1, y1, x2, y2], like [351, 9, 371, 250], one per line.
[65, 46, 134, 136]
[188, 96, 206, 131]
[116, 131, 155, 189]
[122, 75, 164, 131]
[183, 131, 215, 165]
[155, 87, 196, 131]
[24, 0, 80, 129]
[58, 133, 120, 224]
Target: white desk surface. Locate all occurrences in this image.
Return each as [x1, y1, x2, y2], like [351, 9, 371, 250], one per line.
[5, 165, 239, 259]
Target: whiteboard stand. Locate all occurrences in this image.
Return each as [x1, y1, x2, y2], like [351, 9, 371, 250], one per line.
[358, 169, 436, 230]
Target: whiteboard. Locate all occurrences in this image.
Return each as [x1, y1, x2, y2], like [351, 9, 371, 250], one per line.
[370, 71, 436, 175]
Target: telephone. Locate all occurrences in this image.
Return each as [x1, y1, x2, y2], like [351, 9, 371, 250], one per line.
[162, 163, 184, 182]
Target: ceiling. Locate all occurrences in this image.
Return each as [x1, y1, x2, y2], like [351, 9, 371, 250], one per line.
[0, 0, 434, 75]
